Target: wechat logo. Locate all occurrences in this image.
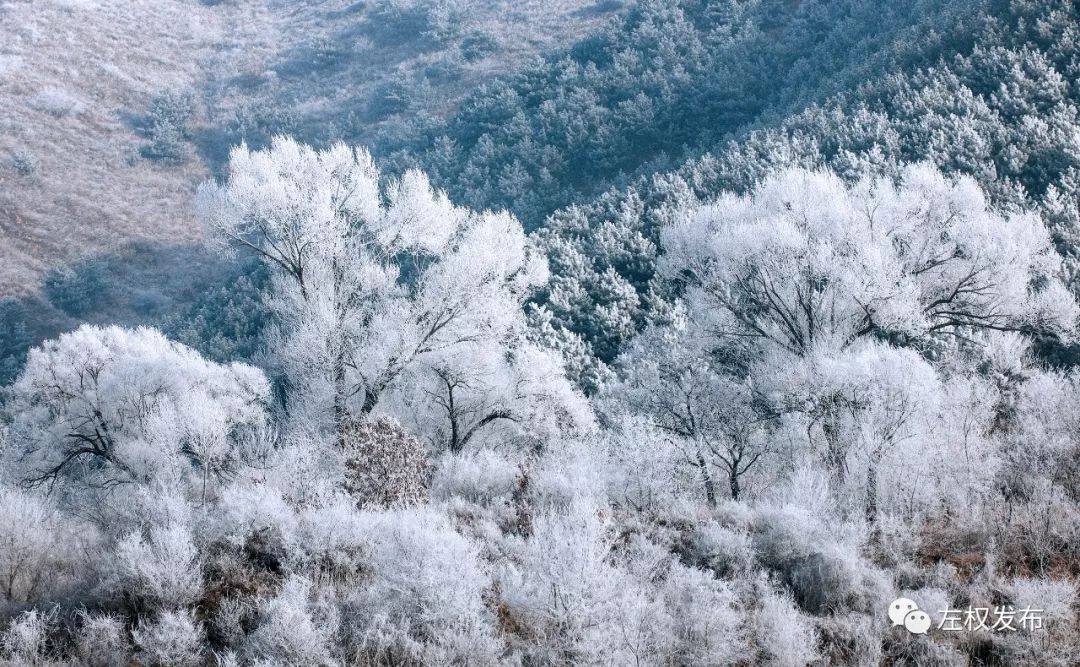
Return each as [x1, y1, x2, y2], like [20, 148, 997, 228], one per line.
[889, 598, 931, 635]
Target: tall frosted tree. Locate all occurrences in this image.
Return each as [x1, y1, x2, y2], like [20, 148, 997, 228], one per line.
[606, 310, 769, 505]
[4, 325, 269, 508]
[198, 137, 586, 446]
[661, 164, 1077, 357]
[617, 163, 1080, 504]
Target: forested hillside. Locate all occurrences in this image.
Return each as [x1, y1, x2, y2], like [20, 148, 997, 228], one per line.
[3, 1, 1080, 665]
[385, 0, 987, 226]
[514, 0, 1080, 383]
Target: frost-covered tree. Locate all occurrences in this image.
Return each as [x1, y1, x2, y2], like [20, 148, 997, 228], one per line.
[653, 164, 1078, 487]
[388, 339, 595, 453]
[0, 487, 80, 604]
[661, 164, 1077, 357]
[761, 341, 942, 526]
[607, 309, 771, 505]
[995, 364, 1080, 572]
[3, 325, 269, 503]
[197, 138, 579, 445]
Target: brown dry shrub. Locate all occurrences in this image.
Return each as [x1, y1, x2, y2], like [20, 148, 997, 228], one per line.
[916, 518, 989, 581]
[342, 417, 430, 509]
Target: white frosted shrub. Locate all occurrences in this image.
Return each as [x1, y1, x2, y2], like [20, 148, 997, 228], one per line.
[663, 560, 750, 665]
[209, 596, 254, 653]
[342, 506, 500, 664]
[606, 536, 679, 663]
[601, 414, 697, 513]
[132, 609, 204, 667]
[691, 520, 755, 578]
[528, 436, 607, 509]
[242, 576, 337, 666]
[748, 502, 890, 616]
[258, 432, 345, 508]
[74, 612, 130, 667]
[498, 498, 657, 664]
[209, 483, 299, 552]
[613, 534, 750, 664]
[1008, 577, 1078, 626]
[294, 495, 371, 585]
[109, 524, 202, 608]
[91, 484, 195, 541]
[909, 587, 951, 628]
[817, 612, 883, 665]
[0, 487, 81, 604]
[752, 581, 820, 666]
[0, 607, 57, 664]
[429, 448, 519, 505]
[768, 466, 836, 523]
[749, 505, 821, 571]
[32, 87, 86, 117]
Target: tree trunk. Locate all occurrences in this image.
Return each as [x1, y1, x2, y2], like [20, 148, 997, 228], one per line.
[697, 449, 717, 508]
[729, 464, 740, 502]
[333, 354, 348, 447]
[821, 397, 847, 491]
[359, 388, 379, 416]
[447, 383, 461, 453]
[866, 459, 880, 543]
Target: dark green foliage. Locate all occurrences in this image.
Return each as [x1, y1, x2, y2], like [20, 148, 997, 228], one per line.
[386, 0, 985, 228]
[307, 36, 352, 70]
[573, 1, 626, 19]
[162, 259, 271, 364]
[0, 296, 75, 388]
[274, 36, 356, 79]
[526, 304, 612, 395]
[532, 173, 691, 362]
[149, 88, 195, 133]
[459, 30, 497, 62]
[140, 88, 195, 164]
[423, 57, 464, 82]
[228, 99, 300, 151]
[43, 260, 111, 318]
[367, 0, 470, 48]
[7, 246, 267, 389]
[367, 1, 433, 44]
[41, 247, 201, 324]
[367, 79, 412, 120]
[11, 149, 39, 177]
[459, 0, 1080, 370]
[376, 0, 990, 371]
[141, 121, 187, 163]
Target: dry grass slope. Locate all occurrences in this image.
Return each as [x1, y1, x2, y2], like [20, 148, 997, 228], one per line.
[0, 0, 615, 296]
[0, 0, 273, 295]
